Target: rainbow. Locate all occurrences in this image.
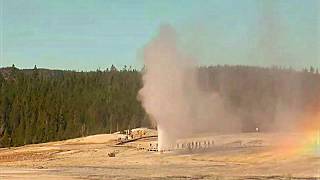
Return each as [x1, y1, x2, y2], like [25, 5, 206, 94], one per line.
[300, 112, 320, 156]
[275, 112, 320, 156]
[299, 129, 320, 155]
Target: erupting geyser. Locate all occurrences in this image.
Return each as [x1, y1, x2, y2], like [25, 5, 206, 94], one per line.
[138, 25, 195, 151]
[138, 25, 239, 151]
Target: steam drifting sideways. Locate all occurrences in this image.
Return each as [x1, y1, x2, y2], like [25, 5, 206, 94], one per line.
[138, 25, 239, 151]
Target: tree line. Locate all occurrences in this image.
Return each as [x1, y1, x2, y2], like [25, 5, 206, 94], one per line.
[0, 64, 319, 147]
[0, 65, 148, 147]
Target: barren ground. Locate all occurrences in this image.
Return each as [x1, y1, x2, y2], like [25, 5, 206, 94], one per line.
[0, 129, 319, 180]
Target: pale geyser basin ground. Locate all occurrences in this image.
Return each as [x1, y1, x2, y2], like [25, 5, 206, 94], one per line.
[0, 129, 319, 180]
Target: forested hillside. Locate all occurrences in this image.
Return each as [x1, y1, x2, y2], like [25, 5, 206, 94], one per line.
[198, 65, 320, 132]
[0, 65, 319, 147]
[0, 65, 147, 147]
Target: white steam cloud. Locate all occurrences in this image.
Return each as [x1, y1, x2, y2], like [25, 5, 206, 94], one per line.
[138, 25, 239, 151]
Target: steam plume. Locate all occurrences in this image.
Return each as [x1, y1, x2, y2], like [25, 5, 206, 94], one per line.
[138, 25, 239, 151]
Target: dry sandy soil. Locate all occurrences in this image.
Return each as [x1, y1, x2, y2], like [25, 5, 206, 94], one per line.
[0, 128, 319, 180]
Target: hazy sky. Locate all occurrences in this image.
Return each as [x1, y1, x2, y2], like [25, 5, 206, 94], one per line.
[1, 0, 319, 70]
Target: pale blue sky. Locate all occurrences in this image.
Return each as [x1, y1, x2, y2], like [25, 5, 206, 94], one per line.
[0, 0, 319, 70]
